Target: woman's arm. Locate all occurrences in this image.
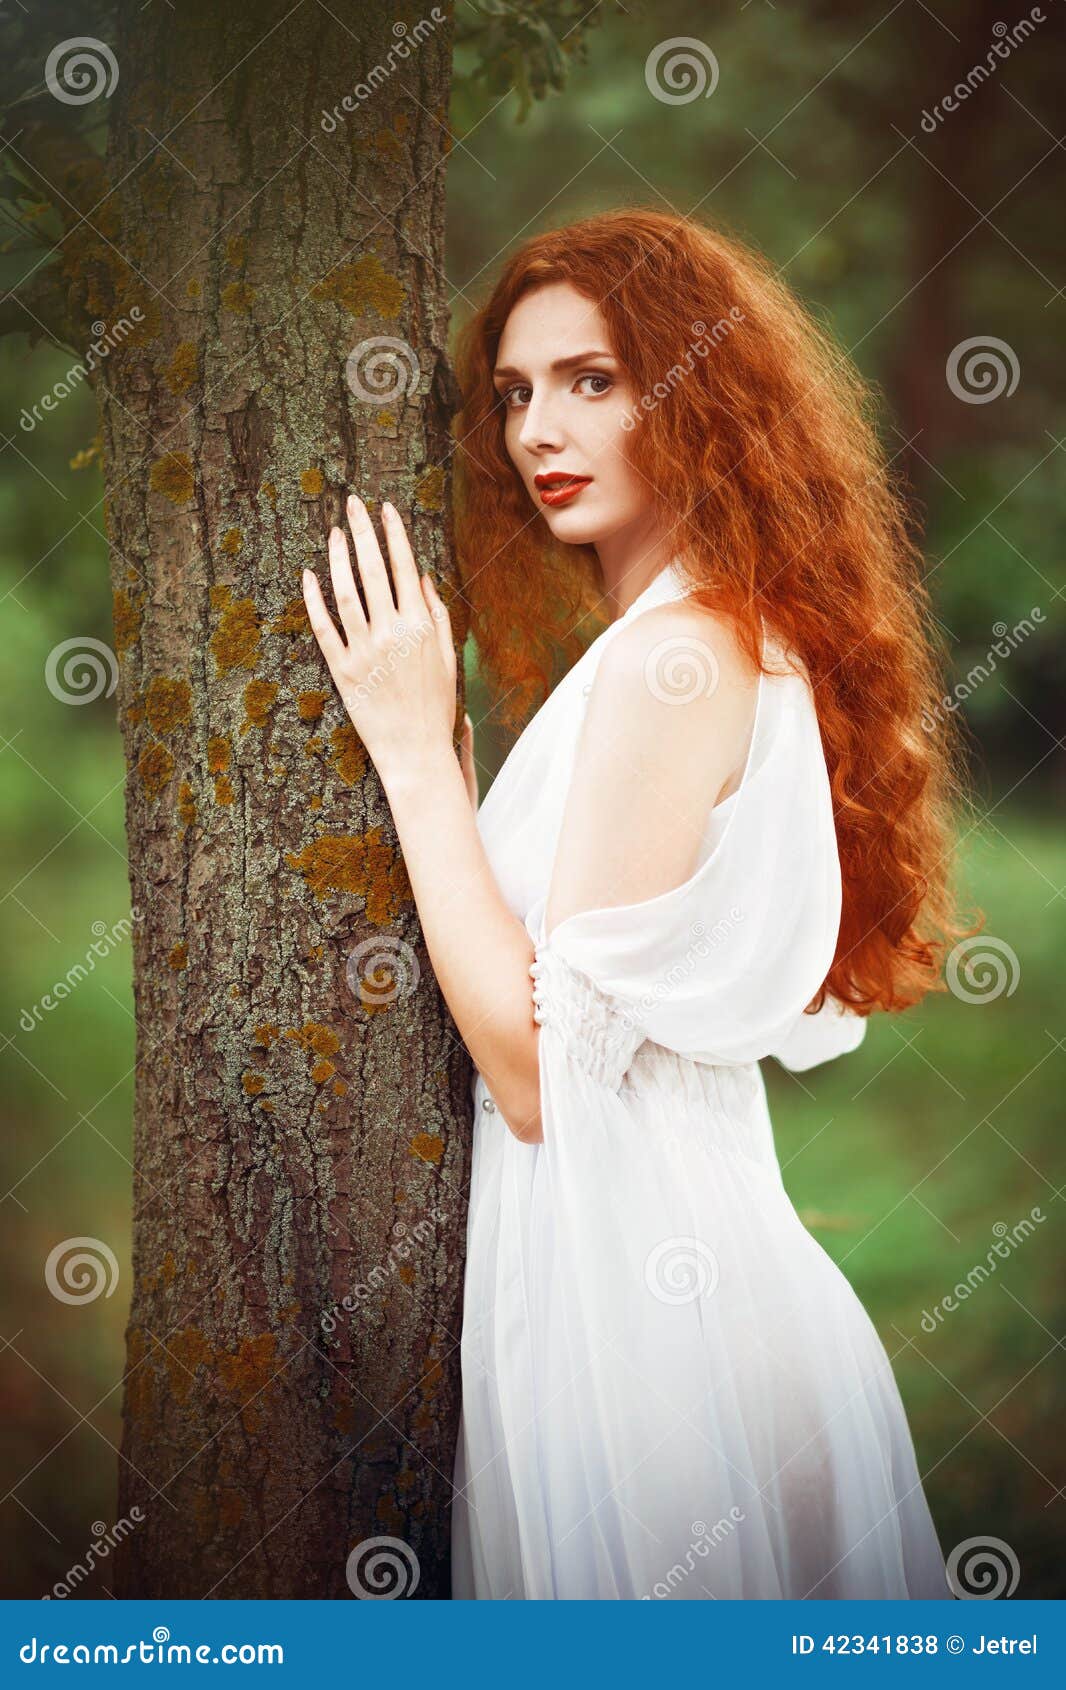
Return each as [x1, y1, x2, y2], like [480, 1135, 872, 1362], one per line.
[381, 750, 542, 1138]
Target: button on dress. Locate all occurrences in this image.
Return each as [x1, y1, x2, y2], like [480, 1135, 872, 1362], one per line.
[450, 558, 949, 1601]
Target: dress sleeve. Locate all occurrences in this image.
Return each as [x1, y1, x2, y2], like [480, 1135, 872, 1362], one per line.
[523, 645, 867, 1089]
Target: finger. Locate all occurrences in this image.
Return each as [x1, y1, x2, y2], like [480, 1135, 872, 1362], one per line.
[302, 568, 347, 676]
[381, 500, 424, 618]
[422, 573, 456, 676]
[327, 525, 367, 645]
[346, 493, 394, 627]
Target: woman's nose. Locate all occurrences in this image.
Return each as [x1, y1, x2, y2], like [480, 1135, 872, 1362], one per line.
[517, 390, 564, 452]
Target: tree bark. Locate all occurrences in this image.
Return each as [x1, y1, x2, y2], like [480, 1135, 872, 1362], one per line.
[87, 0, 469, 1598]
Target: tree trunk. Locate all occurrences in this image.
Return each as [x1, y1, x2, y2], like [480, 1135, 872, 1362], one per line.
[88, 0, 469, 1598]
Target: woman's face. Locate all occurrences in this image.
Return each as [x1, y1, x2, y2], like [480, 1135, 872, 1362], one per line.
[492, 282, 652, 549]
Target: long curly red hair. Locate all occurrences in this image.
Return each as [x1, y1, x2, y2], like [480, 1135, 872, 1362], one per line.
[452, 206, 977, 1016]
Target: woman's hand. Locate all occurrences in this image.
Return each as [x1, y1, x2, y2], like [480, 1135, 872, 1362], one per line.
[302, 493, 457, 786]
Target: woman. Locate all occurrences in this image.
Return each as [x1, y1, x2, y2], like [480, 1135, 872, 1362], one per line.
[302, 207, 971, 1599]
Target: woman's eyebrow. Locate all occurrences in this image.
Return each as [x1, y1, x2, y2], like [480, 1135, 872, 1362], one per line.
[492, 349, 616, 381]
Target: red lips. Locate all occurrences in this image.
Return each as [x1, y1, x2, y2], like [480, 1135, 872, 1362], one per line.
[534, 472, 592, 508]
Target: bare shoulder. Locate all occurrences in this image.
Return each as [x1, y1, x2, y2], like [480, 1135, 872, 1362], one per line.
[593, 598, 760, 722]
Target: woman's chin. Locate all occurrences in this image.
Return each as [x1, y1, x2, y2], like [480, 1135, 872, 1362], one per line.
[539, 507, 604, 547]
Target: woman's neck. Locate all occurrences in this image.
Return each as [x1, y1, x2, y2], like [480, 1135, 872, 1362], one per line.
[596, 527, 681, 622]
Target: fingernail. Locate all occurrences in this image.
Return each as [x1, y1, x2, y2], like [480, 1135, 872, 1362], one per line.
[382, 500, 394, 516]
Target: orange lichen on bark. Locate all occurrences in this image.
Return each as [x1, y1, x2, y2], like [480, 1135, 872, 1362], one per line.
[214, 774, 235, 806]
[260, 480, 277, 505]
[298, 690, 328, 721]
[112, 588, 140, 654]
[177, 781, 196, 828]
[226, 235, 246, 268]
[144, 675, 192, 736]
[138, 741, 174, 799]
[216, 1332, 278, 1434]
[272, 597, 308, 636]
[149, 450, 194, 505]
[164, 1327, 213, 1404]
[300, 467, 325, 497]
[252, 1023, 279, 1048]
[168, 941, 188, 971]
[398, 1264, 415, 1285]
[242, 678, 278, 731]
[207, 735, 230, 773]
[125, 1327, 156, 1421]
[285, 828, 412, 922]
[241, 1071, 265, 1095]
[310, 1058, 335, 1084]
[311, 254, 405, 319]
[415, 464, 444, 512]
[329, 722, 367, 785]
[409, 1133, 444, 1165]
[220, 527, 243, 556]
[164, 341, 199, 395]
[286, 1022, 341, 1058]
[221, 280, 256, 312]
[210, 587, 261, 672]
[350, 957, 399, 1014]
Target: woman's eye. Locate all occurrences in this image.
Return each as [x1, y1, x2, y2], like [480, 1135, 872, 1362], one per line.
[501, 385, 532, 409]
[576, 373, 612, 396]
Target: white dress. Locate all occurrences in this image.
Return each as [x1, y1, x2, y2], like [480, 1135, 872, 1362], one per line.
[450, 559, 949, 1601]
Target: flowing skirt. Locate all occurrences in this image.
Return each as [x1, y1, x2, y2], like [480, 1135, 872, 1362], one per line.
[451, 1044, 948, 1600]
